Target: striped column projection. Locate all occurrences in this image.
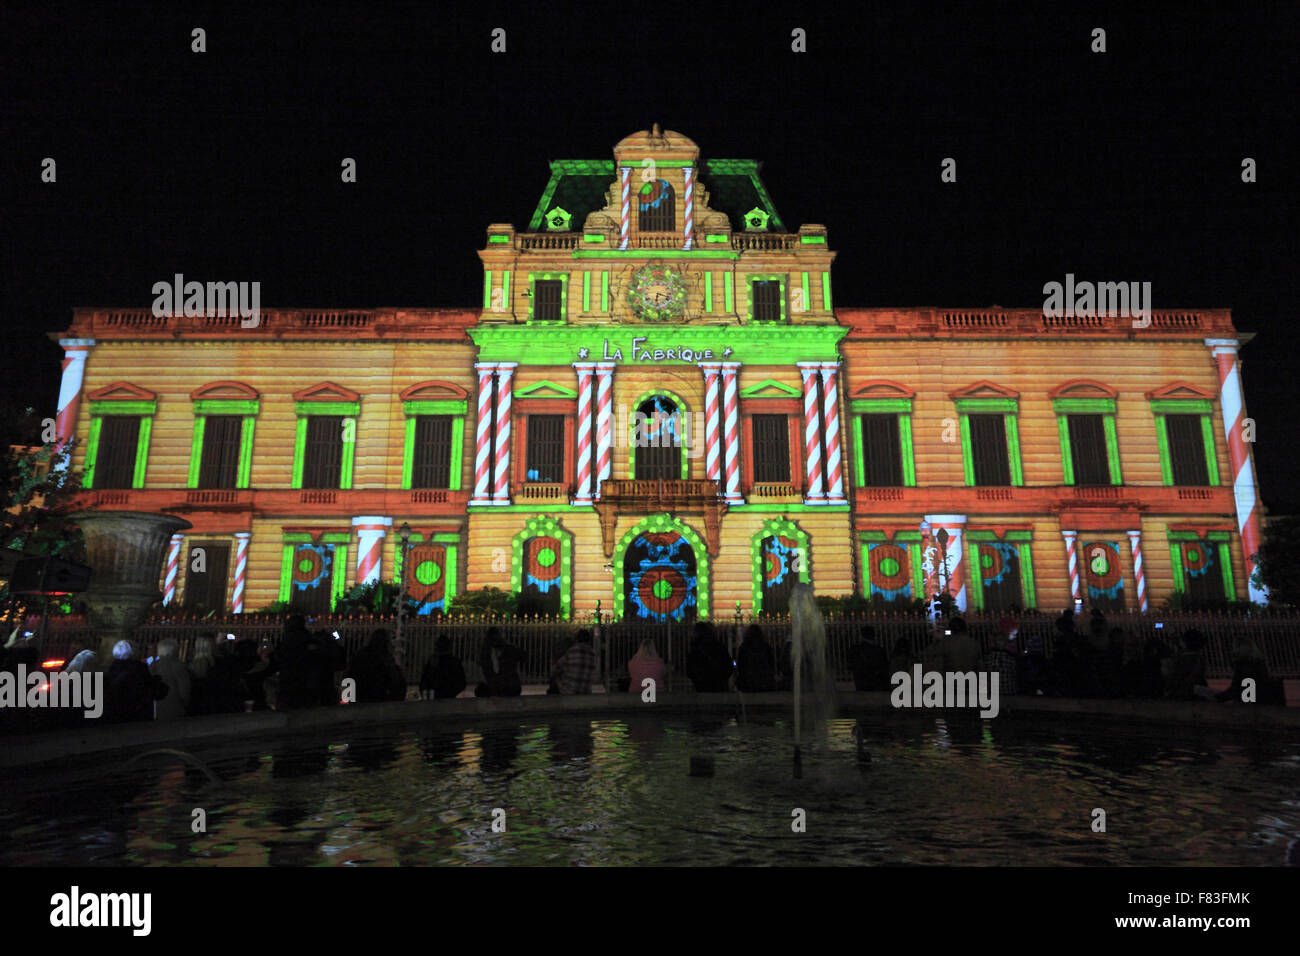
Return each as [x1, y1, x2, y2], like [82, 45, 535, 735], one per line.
[54, 338, 95, 469]
[493, 364, 516, 504]
[1126, 529, 1149, 612]
[721, 363, 743, 504]
[351, 516, 392, 586]
[699, 363, 723, 487]
[162, 533, 185, 606]
[1061, 530, 1082, 604]
[231, 532, 251, 613]
[471, 363, 496, 504]
[926, 514, 968, 612]
[594, 363, 616, 497]
[682, 165, 694, 250]
[1207, 338, 1267, 603]
[619, 166, 631, 250]
[572, 363, 596, 503]
[819, 363, 846, 502]
[798, 363, 825, 503]
[920, 523, 938, 601]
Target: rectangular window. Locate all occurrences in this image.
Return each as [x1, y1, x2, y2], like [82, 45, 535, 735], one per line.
[1180, 541, 1227, 605]
[301, 415, 344, 489]
[859, 414, 903, 486]
[93, 416, 141, 489]
[411, 415, 453, 489]
[184, 542, 230, 613]
[752, 281, 782, 322]
[198, 415, 242, 489]
[533, 279, 563, 321]
[752, 414, 791, 483]
[525, 414, 565, 483]
[969, 414, 1011, 486]
[1067, 414, 1110, 485]
[1166, 414, 1210, 486]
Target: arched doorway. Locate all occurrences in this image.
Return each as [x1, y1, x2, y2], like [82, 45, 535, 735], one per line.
[759, 534, 801, 616]
[633, 395, 683, 480]
[518, 534, 564, 617]
[624, 529, 698, 622]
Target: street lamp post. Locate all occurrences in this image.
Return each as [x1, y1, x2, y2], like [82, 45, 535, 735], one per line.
[395, 522, 411, 666]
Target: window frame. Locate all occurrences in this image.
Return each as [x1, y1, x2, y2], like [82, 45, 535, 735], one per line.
[1150, 398, 1219, 487]
[1167, 529, 1235, 602]
[84, 395, 156, 490]
[401, 398, 467, 490]
[527, 272, 569, 324]
[965, 530, 1036, 611]
[278, 533, 350, 612]
[1052, 397, 1122, 486]
[187, 396, 259, 490]
[747, 274, 788, 324]
[953, 396, 1024, 487]
[850, 397, 916, 488]
[859, 530, 924, 604]
[292, 395, 360, 490]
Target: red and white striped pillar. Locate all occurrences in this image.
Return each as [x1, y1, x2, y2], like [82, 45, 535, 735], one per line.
[682, 165, 694, 250]
[699, 363, 722, 489]
[1207, 338, 1267, 603]
[1126, 529, 1148, 612]
[720, 363, 743, 504]
[352, 516, 392, 586]
[819, 363, 846, 503]
[162, 533, 185, 606]
[572, 363, 596, 504]
[594, 363, 616, 498]
[619, 167, 631, 250]
[798, 363, 825, 503]
[926, 514, 968, 612]
[493, 364, 516, 504]
[54, 338, 95, 469]
[471, 362, 496, 505]
[1061, 529, 1082, 605]
[231, 531, 251, 613]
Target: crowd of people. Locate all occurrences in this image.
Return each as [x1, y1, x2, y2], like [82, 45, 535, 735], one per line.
[2, 608, 1287, 728]
[844, 608, 1287, 704]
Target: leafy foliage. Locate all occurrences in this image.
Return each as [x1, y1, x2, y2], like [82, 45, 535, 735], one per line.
[447, 586, 517, 618]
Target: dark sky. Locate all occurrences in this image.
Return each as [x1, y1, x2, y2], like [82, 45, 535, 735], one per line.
[1, 2, 1295, 507]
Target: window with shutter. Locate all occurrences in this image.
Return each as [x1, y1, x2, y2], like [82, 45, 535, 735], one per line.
[185, 542, 230, 613]
[533, 279, 563, 321]
[526, 415, 565, 483]
[752, 414, 790, 483]
[412, 415, 453, 488]
[1067, 414, 1110, 485]
[752, 281, 782, 322]
[198, 416, 242, 489]
[94, 416, 142, 489]
[302, 415, 345, 489]
[1165, 414, 1210, 486]
[969, 414, 1011, 486]
[859, 414, 903, 486]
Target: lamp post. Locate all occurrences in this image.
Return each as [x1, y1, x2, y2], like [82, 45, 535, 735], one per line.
[395, 522, 411, 666]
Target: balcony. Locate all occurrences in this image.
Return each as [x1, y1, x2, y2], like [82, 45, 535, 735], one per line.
[517, 234, 580, 251]
[731, 234, 799, 252]
[516, 483, 570, 503]
[849, 484, 1237, 518]
[593, 479, 727, 557]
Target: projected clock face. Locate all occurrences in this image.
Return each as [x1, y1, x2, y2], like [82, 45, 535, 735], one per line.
[628, 262, 685, 321]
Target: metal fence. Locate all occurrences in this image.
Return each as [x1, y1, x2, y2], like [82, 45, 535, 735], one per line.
[31, 608, 1300, 684]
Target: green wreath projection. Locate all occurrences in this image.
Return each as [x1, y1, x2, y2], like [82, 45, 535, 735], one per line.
[626, 261, 686, 322]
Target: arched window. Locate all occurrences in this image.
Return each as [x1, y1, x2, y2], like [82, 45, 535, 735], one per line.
[638, 179, 675, 232]
[633, 395, 683, 480]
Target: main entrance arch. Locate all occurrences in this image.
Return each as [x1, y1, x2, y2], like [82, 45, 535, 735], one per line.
[613, 514, 711, 621]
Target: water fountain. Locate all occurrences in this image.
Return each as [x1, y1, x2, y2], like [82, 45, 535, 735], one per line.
[788, 582, 836, 775]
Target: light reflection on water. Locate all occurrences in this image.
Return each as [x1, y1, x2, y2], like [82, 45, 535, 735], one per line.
[1, 714, 1297, 866]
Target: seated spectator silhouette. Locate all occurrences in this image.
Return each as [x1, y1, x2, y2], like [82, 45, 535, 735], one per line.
[552, 629, 597, 694]
[847, 625, 891, 691]
[151, 638, 191, 721]
[687, 622, 732, 692]
[420, 635, 467, 700]
[736, 624, 776, 692]
[475, 627, 524, 697]
[344, 628, 407, 703]
[627, 638, 666, 694]
[1216, 634, 1284, 704]
[106, 640, 166, 723]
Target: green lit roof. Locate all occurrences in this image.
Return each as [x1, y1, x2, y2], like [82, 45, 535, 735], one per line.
[526, 158, 785, 232]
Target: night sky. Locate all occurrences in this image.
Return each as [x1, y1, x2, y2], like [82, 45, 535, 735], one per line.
[1, 3, 1295, 507]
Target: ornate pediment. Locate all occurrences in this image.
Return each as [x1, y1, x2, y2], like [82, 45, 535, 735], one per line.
[86, 381, 157, 402]
[399, 381, 469, 402]
[292, 382, 361, 403]
[949, 380, 1019, 400]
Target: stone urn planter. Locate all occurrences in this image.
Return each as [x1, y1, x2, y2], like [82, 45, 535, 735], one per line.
[70, 511, 192, 659]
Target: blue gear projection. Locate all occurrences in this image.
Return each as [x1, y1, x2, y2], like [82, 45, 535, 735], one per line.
[980, 541, 1018, 587]
[638, 395, 681, 445]
[627, 531, 697, 622]
[1085, 541, 1125, 601]
[764, 536, 799, 588]
[291, 544, 332, 593]
[1183, 540, 1214, 578]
